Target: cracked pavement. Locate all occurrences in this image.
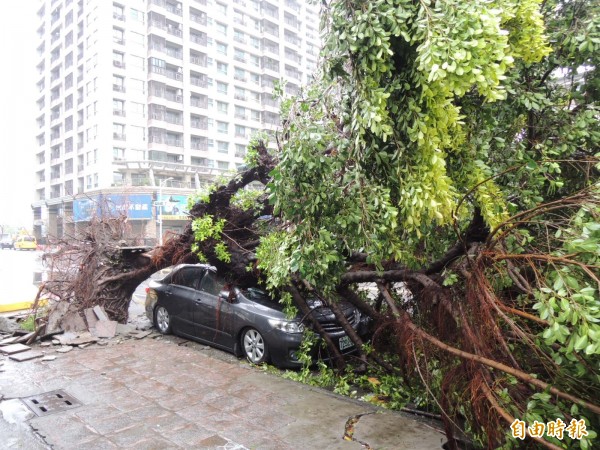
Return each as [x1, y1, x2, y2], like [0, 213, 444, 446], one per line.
[0, 336, 445, 449]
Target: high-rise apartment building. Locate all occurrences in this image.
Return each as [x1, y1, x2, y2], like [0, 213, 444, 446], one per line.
[32, 0, 320, 243]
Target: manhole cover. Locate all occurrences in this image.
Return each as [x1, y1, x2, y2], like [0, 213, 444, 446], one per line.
[20, 390, 82, 417]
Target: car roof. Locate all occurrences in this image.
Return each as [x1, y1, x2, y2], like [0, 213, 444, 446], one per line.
[172, 263, 216, 272]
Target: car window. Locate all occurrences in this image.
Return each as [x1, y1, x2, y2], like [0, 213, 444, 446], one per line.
[198, 271, 225, 296]
[170, 267, 202, 289]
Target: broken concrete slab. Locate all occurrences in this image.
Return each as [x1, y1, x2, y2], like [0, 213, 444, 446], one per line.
[0, 344, 32, 355]
[55, 346, 74, 353]
[9, 351, 44, 362]
[116, 323, 136, 335]
[93, 305, 109, 321]
[60, 311, 87, 333]
[131, 331, 152, 340]
[0, 336, 20, 346]
[14, 332, 36, 344]
[41, 355, 57, 362]
[59, 332, 97, 346]
[91, 320, 117, 339]
[0, 316, 21, 334]
[45, 301, 69, 334]
[84, 308, 99, 329]
[56, 332, 79, 345]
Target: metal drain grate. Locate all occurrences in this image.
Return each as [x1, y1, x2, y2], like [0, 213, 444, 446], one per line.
[21, 390, 82, 417]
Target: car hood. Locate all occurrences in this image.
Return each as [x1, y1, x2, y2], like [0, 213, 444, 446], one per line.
[305, 297, 356, 322]
[238, 288, 356, 322]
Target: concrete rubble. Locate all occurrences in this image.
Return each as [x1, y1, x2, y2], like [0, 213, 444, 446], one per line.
[0, 304, 158, 363]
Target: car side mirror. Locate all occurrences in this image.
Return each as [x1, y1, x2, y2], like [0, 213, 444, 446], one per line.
[219, 290, 235, 303]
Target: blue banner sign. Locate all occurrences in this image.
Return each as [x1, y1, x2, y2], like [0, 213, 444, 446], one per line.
[73, 195, 153, 222]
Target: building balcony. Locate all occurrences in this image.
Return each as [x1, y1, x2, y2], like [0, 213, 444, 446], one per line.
[113, 60, 126, 69]
[190, 56, 205, 66]
[167, 27, 182, 38]
[113, 109, 126, 117]
[190, 121, 207, 129]
[164, 93, 183, 103]
[165, 138, 183, 147]
[113, 84, 126, 93]
[165, 5, 182, 16]
[113, 133, 126, 141]
[190, 98, 207, 108]
[113, 12, 125, 21]
[165, 70, 183, 82]
[190, 78, 207, 88]
[190, 35, 207, 46]
[190, 14, 207, 26]
[165, 48, 183, 59]
[191, 141, 208, 151]
[165, 116, 183, 125]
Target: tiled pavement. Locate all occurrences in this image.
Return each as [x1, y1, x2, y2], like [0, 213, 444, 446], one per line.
[0, 336, 445, 449]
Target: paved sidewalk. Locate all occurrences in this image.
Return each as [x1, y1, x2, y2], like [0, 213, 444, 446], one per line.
[0, 337, 445, 449]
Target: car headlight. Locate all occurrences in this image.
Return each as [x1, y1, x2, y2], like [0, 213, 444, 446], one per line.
[268, 319, 305, 334]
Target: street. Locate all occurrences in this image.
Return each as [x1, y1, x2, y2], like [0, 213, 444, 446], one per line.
[0, 248, 42, 311]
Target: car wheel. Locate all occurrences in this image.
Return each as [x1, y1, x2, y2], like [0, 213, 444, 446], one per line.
[154, 306, 171, 334]
[241, 328, 268, 364]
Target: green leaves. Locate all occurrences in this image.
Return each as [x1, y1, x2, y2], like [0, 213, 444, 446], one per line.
[191, 215, 231, 263]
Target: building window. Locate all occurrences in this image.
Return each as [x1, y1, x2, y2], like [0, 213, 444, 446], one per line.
[217, 141, 229, 154]
[113, 147, 125, 160]
[113, 123, 125, 140]
[217, 82, 228, 94]
[235, 144, 246, 157]
[130, 8, 144, 23]
[216, 3, 227, 14]
[216, 121, 228, 134]
[217, 61, 228, 75]
[217, 161, 229, 170]
[235, 125, 246, 137]
[217, 101, 228, 114]
[113, 51, 125, 68]
[216, 42, 227, 55]
[113, 28, 124, 45]
[216, 22, 227, 36]
[130, 31, 144, 47]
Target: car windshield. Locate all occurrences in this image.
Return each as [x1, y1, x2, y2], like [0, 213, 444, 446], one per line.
[240, 287, 283, 310]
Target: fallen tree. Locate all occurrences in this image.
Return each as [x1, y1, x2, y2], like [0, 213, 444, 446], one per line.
[39, 0, 599, 448]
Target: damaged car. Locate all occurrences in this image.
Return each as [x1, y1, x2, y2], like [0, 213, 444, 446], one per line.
[145, 263, 369, 368]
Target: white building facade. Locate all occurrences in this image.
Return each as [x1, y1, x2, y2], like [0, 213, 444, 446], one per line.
[32, 0, 320, 243]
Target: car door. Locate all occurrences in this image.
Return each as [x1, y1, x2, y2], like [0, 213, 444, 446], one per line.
[166, 267, 204, 337]
[193, 271, 236, 349]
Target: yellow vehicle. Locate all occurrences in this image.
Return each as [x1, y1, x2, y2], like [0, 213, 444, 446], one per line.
[14, 236, 37, 251]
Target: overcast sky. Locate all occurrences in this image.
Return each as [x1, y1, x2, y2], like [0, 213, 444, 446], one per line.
[0, 2, 37, 230]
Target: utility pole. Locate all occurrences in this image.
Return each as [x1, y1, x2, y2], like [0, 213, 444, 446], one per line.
[158, 178, 173, 246]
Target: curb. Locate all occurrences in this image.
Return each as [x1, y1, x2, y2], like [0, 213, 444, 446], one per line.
[0, 299, 47, 314]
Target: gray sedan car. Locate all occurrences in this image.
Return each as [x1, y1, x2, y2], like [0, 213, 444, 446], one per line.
[145, 264, 368, 368]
